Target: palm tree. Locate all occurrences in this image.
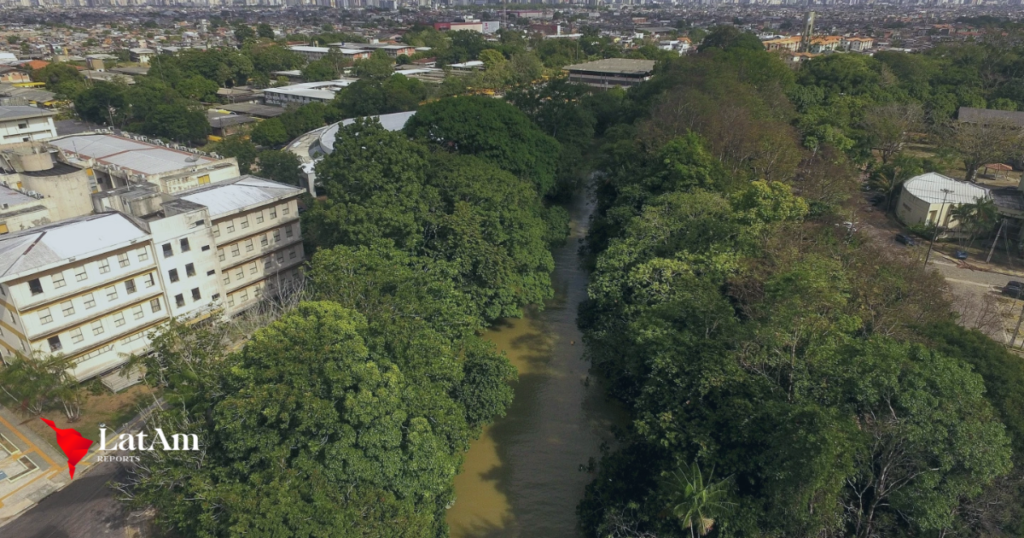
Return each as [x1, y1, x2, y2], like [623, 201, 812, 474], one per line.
[661, 462, 734, 538]
[949, 199, 999, 250]
[868, 153, 923, 215]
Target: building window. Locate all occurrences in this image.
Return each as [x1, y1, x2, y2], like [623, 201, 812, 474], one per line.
[70, 328, 83, 344]
[185, 263, 196, 277]
[169, 269, 179, 283]
[285, 226, 293, 239]
[289, 249, 297, 260]
[106, 286, 118, 301]
[264, 259, 272, 270]
[223, 274, 230, 285]
[28, 278, 42, 295]
[47, 336, 61, 352]
[125, 279, 136, 294]
[218, 249, 225, 262]
[249, 263, 257, 275]
[98, 259, 111, 274]
[191, 288, 201, 301]
[260, 235, 268, 247]
[228, 295, 235, 307]
[226, 222, 235, 233]
[83, 293, 95, 309]
[240, 290, 249, 302]
[231, 244, 240, 257]
[113, 312, 126, 327]
[92, 320, 104, 336]
[136, 247, 148, 262]
[75, 267, 87, 281]
[256, 212, 264, 224]
[162, 243, 173, 258]
[150, 298, 161, 313]
[276, 252, 284, 263]
[39, 308, 53, 325]
[269, 207, 277, 219]
[206, 270, 215, 276]
[118, 252, 130, 268]
[144, 273, 155, 287]
[201, 245, 210, 252]
[61, 301, 74, 317]
[235, 269, 244, 280]
[174, 294, 185, 308]
[240, 217, 249, 229]
[180, 238, 190, 252]
[282, 204, 290, 216]
[273, 230, 281, 242]
[212, 293, 220, 301]
[212, 225, 220, 238]
[245, 239, 254, 252]
[51, 273, 66, 289]
[132, 305, 144, 320]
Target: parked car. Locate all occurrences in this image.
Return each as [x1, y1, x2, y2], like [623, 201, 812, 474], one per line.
[895, 234, 916, 246]
[954, 250, 969, 260]
[1002, 281, 1024, 298]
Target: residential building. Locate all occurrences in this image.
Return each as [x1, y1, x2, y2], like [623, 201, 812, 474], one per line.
[329, 42, 416, 58]
[0, 175, 305, 383]
[843, 36, 874, 52]
[0, 213, 166, 381]
[563, 59, 656, 89]
[287, 45, 370, 62]
[763, 36, 802, 52]
[128, 48, 155, 64]
[263, 80, 356, 107]
[0, 107, 57, 144]
[48, 133, 240, 193]
[170, 176, 304, 317]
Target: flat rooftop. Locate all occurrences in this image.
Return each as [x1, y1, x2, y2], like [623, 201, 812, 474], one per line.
[49, 134, 216, 177]
[563, 58, 656, 76]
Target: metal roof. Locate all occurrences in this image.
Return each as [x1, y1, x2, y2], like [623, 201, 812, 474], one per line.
[318, 111, 417, 154]
[0, 213, 149, 281]
[902, 172, 990, 205]
[48, 134, 214, 176]
[175, 175, 303, 217]
[0, 106, 56, 121]
[563, 58, 656, 75]
[958, 107, 1024, 128]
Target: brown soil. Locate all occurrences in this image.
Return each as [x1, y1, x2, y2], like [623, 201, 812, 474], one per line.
[19, 384, 157, 450]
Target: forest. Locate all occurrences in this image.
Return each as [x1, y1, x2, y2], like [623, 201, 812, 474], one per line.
[576, 26, 1024, 538]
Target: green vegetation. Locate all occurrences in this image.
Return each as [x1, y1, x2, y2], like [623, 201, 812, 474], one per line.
[575, 26, 1024, 538]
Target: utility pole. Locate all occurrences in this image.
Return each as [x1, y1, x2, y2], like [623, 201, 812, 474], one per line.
[923, 188, 953, 269]
[987, 218, 1005, 263]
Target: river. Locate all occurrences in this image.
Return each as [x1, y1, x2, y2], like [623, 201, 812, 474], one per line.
[447, 192, 625, 538]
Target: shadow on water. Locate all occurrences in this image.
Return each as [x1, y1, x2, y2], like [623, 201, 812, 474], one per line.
[447, 191, 627, 538]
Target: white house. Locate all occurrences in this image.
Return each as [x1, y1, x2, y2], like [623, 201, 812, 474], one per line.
[896, 172, 990, 230]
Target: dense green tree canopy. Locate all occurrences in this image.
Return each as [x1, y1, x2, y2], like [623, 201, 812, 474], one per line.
[404, 96, 561, 196]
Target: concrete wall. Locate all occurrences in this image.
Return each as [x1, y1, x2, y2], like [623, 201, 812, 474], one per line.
[896, 190, 965, 230]
[21, 169, 95, 221]
[149, 208, 225, 320]
[0, 204, 51, 235]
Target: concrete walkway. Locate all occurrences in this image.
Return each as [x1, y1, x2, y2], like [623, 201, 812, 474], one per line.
[0, 406, 70, 524]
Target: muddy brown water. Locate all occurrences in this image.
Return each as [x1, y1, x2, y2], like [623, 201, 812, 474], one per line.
[447, 193, 626, 538]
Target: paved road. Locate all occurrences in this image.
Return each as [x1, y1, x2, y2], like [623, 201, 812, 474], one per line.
[0, 459, 129, 538]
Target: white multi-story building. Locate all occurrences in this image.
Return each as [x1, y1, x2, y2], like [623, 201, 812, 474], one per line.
[171, 176, 304, 316]
[0, 175, 304, 383]
[0, 107, 57, 144]
[262, 80, 356, 107]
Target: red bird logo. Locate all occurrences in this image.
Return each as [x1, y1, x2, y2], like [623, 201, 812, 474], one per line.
[40, 418, 94, 479]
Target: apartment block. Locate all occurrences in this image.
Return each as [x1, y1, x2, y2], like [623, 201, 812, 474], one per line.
[0, 213, 167, 381]
[0, 107, 58, 144]
[170, 176, 304, 317]
[0, 175, 305, 383]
